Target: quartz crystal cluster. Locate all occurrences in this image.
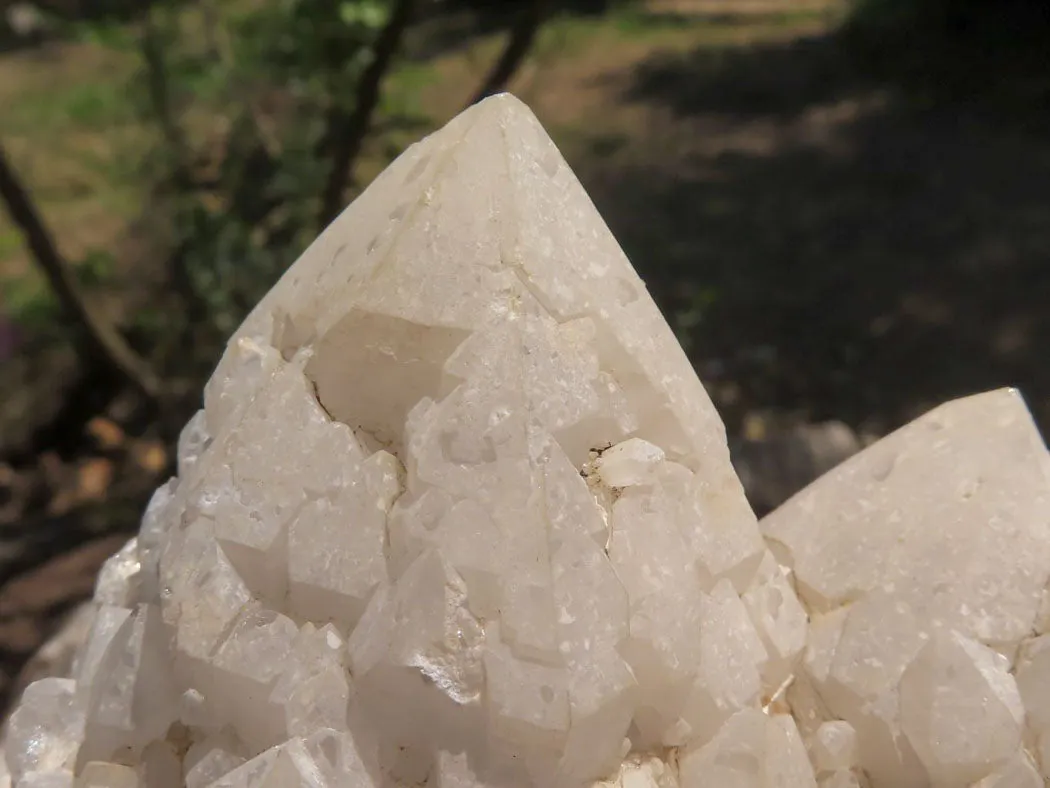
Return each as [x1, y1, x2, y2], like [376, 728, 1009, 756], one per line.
[4, 94, 1050, 788]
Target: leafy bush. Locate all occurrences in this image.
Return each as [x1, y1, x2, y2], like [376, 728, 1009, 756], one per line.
[122, 0, 403, 376]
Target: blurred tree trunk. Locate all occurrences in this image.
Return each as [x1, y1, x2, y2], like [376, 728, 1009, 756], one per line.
[317, 0, 419, 229]
[0, 143, 161, 405]
[465, 0, 551, 108]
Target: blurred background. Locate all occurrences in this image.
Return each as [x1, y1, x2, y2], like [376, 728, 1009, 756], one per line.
[0, 0, 1048, 717]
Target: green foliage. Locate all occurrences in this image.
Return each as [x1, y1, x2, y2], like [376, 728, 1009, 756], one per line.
[1, 272, 59, 331]
[119, 0, 401, 357]
[0, 249, 114, 332]
[70, 18, 138, 51]
[5, 78, 132, 132]
[611, 8, 696, 35]
[0, 228, 21, 262]
[221, 0, 392, 109]
[76, 250, 117, 286]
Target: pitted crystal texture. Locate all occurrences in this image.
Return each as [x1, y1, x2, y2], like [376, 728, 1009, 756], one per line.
[4, 94, 1050, 788]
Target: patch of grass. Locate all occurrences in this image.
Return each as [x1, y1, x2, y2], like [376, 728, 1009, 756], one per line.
[0, 246, 119, 330]
[0, 23, 150, 274]
[2, 57, 136, 134]
[611, 8, 698, 35]
[0, 229, 22, 263]
[533, 13, 607, 59]
[610, 3, 841, 36]
[385, 60, 441, 122]
[1, 272, 59, 331]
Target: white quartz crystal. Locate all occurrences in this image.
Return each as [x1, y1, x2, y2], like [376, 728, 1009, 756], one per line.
[809, 721, 857, 774]
[6, 679, 83, 781]
[764, 388, 1050, 787]
[5, 95, 1050, 788]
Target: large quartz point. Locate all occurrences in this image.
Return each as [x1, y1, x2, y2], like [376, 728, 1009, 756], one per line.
[3, 93, 1050, 788]
[764, 388, 1050, 787]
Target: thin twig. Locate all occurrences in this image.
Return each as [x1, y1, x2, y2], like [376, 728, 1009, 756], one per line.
[317, 0, 419, 229]
[0, 143, 162, 404]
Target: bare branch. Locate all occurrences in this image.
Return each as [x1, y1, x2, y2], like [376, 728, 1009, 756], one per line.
[465, 0, 551, 108]
[0, 143, 162, 404]
[317, 0, 419, 229]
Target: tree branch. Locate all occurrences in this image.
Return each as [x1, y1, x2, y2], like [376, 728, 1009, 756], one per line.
[464, 0, 551, 109]
[0, 143, 162, 404]
[317, 0, 419, 229]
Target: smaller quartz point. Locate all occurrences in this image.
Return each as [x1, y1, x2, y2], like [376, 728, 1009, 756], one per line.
[592, 756, 679, 788]
[78, 605, 179, 766]
[136, 479, 176, 602]
[593, 438, 664, 487]
[971, 750, 1044, 788]
[300, 728, 379, 787]
[137, 742, 181, 788]
[742, 553, 807, 695]
[679, 579, 768, 744]
[74, 764, 137, 788]
[202, 745, 284, 788]
[817, 772, 862, 788]
[183, 732, 246, 788]
[73, 607, 131, 702]
[898, 631, 1024, 785]
[20, 775, 73, 788]
[177, 410, 212, 479]
[268, 624, 352, 737]
[206, 607, 300, 751]
[809, 722, 858, 774]
[6, 679, 83, 781]
[286, 451, 400, 628]
[92, 540, 140, 608]
[162, 520, 253, 680]
[428, 750, 490, 788]
[203, 734, 375, 788]
[678, 709, 816, 788]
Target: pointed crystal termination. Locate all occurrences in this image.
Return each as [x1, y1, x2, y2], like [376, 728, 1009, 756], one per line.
[764, 388, 1050, 787]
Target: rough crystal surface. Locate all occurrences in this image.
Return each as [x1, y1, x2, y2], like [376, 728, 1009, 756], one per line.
[4, 94, 1050, 788]
[766, 387, 1050, 787]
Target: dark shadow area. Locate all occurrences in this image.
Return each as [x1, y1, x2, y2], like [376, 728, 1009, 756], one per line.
[627, 32, 871, 117]
[841, 0, 1050, 111]
[585, 27, 1050, 437]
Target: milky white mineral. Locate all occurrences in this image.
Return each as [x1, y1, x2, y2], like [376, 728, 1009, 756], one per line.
[4, 94, 1050, 788]
[765, 388, 1050, 787]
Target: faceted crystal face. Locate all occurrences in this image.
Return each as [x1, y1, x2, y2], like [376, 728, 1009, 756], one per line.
[766, 388, 1050, 788]
[4, 94, 1050, 788]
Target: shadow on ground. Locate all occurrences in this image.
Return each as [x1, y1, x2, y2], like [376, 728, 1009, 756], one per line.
[572, 29, 1050, 437]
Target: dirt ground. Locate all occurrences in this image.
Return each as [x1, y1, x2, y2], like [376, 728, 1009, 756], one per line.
[1, 0, 1049, 715]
